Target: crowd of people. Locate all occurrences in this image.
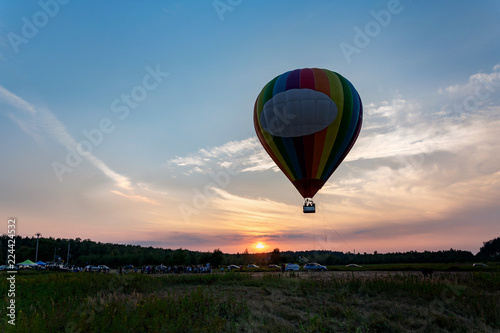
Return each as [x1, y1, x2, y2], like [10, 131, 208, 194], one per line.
[27, 263, 217, 274]
[121, 264, 213, 274]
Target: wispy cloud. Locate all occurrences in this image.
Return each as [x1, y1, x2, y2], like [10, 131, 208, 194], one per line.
[0, 85, 37, 115]
[208, 187, 300, 226]
[168, 137, 277, 175]
[6, 111, 44, 145]
[324, 70, 500, 219]
[437, 64, 500, 124]
[110, 190, 160, 205]
[438, 64, 500, 97]
[347, 106, 500, 163]
[345, 65, 500, 165]
[0, 85, 152, 198]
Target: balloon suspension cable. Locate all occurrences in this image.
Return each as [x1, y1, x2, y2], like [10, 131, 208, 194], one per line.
[303, 198, 316, 213]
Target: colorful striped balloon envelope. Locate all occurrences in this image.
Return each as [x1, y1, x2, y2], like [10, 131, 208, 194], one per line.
[253, 68, 363, 202]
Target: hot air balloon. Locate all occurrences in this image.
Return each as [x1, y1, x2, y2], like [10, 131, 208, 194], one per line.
[253, 68, 362, 213]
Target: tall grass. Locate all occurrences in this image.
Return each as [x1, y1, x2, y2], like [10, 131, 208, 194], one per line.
[1, 270, 499, 332]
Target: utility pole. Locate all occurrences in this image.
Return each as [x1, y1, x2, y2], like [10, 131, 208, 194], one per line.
[66, 243, 70, 266]
[35, 233, 41, 262]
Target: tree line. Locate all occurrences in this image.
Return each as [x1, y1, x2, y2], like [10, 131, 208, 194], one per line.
[1, 235, 498, 268]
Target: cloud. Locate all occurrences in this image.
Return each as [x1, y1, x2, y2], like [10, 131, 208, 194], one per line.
[437, 64, 500, 123]
[347, 106, 500, 163]
[108, 182, 171, 206]
[137, 182, 169, 196]
[125, 227, 314, 253]
[346, 65, 500, 167]
[6, 112, 44, 145]
[0, 85, 161, 200]
[168, 137, 277, 175]
[110, 190, 160, 205]
[0, 85, 37, 115]
[319, 107, 500, 242]
[209, 187, 299, 224]
[439, 64, 500, 97]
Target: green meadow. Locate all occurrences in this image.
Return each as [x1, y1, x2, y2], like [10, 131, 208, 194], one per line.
[2, 268, 499, 333]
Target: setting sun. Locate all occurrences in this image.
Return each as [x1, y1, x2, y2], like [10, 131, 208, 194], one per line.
[256, 243, 265, 250]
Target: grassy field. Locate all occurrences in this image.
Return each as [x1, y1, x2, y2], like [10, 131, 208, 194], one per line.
[327, 262, 500, 272]
[1, 268, 499, 332]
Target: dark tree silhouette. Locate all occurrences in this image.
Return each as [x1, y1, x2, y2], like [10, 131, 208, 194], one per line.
[478, 236, 500, 260]
[0, 235, 493, 267]
[270, 248, 281, 264]
[210, 248, 224, 267]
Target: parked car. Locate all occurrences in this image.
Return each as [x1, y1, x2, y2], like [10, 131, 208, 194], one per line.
[123, 265, 134, 270]
[247, 264, 259, 269]
[473, 263, 488, 267]
[47, 263, 70, 271]
[268, 264, 280, 270]
[346, 264, 362, 268]
[304, 263, 327, 271]
[84, 265, 99, 272]
[285, 263, 300, 271]
[98, 265, 110, 273]
[56, 266, 72, 272]
[228, 265, 240, 270]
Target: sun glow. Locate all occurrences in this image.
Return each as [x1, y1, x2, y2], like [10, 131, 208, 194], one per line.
[256, 243, 265, 250]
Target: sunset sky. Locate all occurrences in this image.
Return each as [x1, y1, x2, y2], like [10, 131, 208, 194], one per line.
[1, 1, 499, 255]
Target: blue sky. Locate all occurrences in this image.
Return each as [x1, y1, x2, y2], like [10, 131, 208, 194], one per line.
[1, 0, 499, 254]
